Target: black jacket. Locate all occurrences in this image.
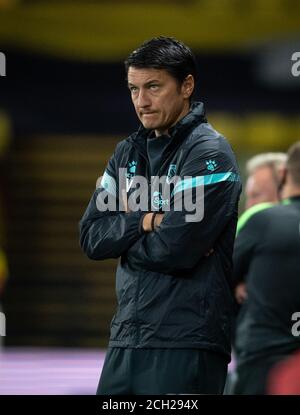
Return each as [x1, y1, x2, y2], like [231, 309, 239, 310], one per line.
[79, 102, 241, 360]
[233, 197, 300, 364]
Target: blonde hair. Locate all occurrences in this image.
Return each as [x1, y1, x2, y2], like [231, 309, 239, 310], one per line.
[246, 153, 287, 176]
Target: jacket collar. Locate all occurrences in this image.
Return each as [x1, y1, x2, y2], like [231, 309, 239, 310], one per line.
[168, 101, 206, 138]
[127, 101, 207, 156]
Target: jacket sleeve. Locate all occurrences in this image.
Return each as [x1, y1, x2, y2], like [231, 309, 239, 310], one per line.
[232, 211, 265, 286]
[126, 139, 242, 274]
[79, 150, 145, 260]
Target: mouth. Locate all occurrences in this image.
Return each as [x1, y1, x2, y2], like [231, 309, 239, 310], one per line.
[141, 112, 156, 116]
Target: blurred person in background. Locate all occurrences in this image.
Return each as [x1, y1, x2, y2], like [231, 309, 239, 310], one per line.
[80, 36, 241, 395]
[244, 152, 287, 210]
[235, 152, 287, 304]
[231, 141, 300, 394]
[223, 152, 286, 393]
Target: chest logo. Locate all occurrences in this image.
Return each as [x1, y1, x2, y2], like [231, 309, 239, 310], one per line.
[166, 164, 177, 184]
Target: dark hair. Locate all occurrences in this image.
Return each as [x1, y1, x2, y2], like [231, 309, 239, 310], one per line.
[125, 36, 197, 97]
[287, 141, 300, 186]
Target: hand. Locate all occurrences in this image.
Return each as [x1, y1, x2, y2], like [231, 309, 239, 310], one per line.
[235, 282, 247, 304]
[142, 213, 164, 232]
[154, 213, 164, 228]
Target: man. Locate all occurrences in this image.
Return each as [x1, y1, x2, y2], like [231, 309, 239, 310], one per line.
[232, 142, 300, 394]
[223, 153, 286, 393]
[235, 152, 287, 304]
[244, 152, 287, 210]
[79, 37, 241, 395]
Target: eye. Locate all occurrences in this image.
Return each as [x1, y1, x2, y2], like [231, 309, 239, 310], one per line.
[129, 86, 138, 93]
[149, 84, 159, 90]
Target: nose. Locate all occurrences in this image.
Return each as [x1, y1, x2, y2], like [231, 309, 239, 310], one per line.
[137, 88, 151, 108]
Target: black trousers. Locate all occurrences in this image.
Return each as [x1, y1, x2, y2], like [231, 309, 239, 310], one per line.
[97, 347, 228, 395]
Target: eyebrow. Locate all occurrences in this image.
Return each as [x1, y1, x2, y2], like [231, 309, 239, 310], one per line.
[128, 79, 161, 87]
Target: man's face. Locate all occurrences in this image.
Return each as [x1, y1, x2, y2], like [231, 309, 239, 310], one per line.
[127, 67, 193, 136]
[245, 166, 279, 209]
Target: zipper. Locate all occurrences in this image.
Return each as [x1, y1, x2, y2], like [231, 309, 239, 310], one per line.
[130, 142, 150, 346]
[130, 140, 178, 346]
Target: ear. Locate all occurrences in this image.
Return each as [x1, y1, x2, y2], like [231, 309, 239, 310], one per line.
[182, 74, 195, 99]
[277, 166, 288, 197]
[278, 166, 287, 186]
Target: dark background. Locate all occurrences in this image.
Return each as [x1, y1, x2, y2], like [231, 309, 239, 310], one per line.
[0, 0, 299, 348]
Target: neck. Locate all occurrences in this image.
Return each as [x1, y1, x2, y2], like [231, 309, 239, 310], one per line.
[154, 129, 169, 137]
[285, 189, 300, 199]
[281, 180, 300, 199]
